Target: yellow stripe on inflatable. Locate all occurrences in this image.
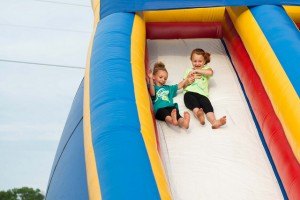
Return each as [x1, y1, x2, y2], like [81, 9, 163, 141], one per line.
[284, 6, 300, 23]
[91, 0, 100, 26]
[83, 0, 102, 199]
[131, 14, 172, 200]
[227, 6, 300, 162]
[144, 7, 225, 22]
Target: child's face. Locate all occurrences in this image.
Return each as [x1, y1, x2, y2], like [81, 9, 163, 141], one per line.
[191, 54, 206, 68]
[154, 70, 168, 86]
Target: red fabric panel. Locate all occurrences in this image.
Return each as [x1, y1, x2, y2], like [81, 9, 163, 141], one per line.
[297, 22, 300, 29]
[146, 22, 222, 39]
[222, 11, 300, 200]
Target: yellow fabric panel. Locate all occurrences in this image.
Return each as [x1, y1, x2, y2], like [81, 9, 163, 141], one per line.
[284, 6, 300, 23]
[131, 14, 172, 200]
[84, 0, 102, 199]
[91, 0, 100, 27]
[143, 7, 225, 22]
[227, 6, 300, 163]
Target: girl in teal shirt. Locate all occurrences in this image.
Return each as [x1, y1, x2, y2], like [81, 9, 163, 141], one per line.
[148, 61, 191, 129]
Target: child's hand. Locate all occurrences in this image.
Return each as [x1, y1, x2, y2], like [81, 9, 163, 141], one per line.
[188, 71, 195, 77]
[191, 69, 203, 79]
[187, 74, 195, 84]
[192, 69, 201, 75]
[194, 74, 202, 79]
[147, 69, 153, 79]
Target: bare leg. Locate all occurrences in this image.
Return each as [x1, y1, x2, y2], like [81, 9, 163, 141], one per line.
[178, 112, 190, 129]
[193, 108, 205, 125]
[171, 109, 179, 126]
[206, 112, 226, 129]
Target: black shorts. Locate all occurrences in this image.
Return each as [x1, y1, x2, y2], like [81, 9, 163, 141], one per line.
[184, 91, 214, 113]
[155, 106, 182, 121]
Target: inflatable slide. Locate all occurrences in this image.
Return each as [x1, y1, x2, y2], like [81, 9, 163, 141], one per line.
[46, 1, 300, 199]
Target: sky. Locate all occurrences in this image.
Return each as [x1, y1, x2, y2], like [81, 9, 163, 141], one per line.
[0, 0, 93, 192]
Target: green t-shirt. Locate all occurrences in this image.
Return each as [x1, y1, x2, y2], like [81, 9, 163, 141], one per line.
[152, 84, 178, 113]
[183, 65, 212, 97]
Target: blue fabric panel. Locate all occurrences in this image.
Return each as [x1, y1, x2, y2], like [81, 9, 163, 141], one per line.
[250, 5, 300, 96]
[90, 13, 160, 199]
[46, 120, 88, 200]
[100, 0, 300, 18]
[47, 80, 86, 200]
[49, 80, 83, 180]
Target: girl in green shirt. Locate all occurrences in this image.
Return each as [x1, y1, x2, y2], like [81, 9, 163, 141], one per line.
[183, 48, 226, 129]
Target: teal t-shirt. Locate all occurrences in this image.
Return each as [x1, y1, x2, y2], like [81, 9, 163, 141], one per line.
[183, 66, 212, 97]
[152, 84, 178, 113]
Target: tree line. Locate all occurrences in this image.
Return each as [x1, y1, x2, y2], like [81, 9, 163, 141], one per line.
[0, 187, 44, 200]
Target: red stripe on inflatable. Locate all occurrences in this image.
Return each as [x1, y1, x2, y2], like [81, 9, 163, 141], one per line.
[297, 22, 300, 29]
[222, 12, 300, 200]
[146, 22, 222, 39]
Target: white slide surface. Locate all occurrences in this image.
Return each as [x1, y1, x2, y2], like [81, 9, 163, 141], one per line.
[147, 39, 283, 200]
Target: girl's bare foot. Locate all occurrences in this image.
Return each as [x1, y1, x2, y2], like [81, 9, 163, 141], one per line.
[183, 112, 190, 129]
[171, 109, 178, 126]
[211, 116, 226, 129]
[196, 108, 205, 125]
[179, 112, 190, 129]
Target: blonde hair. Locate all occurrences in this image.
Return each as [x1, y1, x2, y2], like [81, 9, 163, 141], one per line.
[153, 61, 167, 75]
[190, 48, 211, 64]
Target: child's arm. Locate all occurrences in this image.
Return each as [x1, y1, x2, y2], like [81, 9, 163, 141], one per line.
[181, 71, 195, 89]
[147, 70, 155, 96]
[193, 68, 213, 76]
[178, 77, 191, 90]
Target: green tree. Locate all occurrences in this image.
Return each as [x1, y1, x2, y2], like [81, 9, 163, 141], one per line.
[0, 187, 44, 200]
